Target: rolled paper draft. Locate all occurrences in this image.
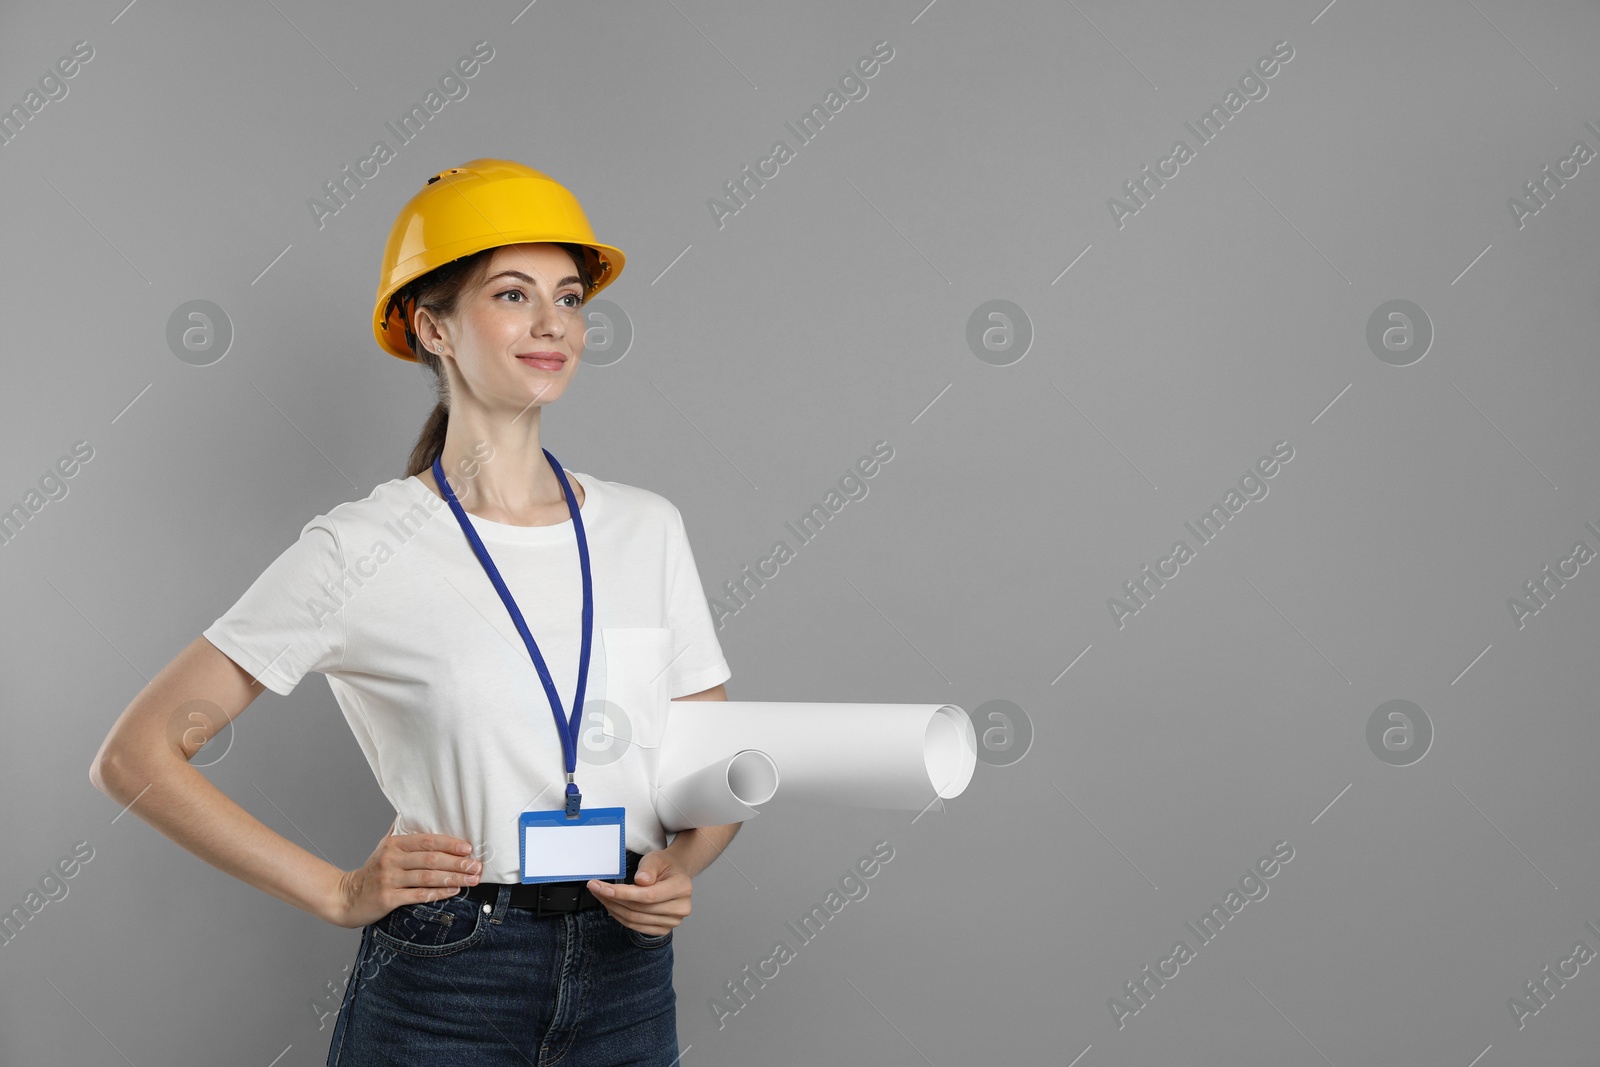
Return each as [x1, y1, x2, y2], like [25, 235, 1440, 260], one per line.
[657, 702, 975, 822]
[654, 748, 779, 832]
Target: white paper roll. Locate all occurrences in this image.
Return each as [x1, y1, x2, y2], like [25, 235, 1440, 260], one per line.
[656, 702, 975, 824]
[654, 748, 779, 832]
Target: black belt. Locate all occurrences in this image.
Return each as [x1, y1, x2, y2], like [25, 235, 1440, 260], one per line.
[463, 850, 644, 914]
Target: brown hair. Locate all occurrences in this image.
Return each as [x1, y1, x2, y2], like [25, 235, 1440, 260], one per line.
[384, 242, 598, 478]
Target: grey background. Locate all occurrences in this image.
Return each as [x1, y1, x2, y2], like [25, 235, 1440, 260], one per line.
[3, 1, 1598, 1064]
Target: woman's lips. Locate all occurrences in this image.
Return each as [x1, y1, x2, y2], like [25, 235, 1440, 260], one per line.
[517, 354, 565, 371]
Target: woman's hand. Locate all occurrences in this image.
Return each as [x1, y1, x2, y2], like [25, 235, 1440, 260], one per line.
[325, 829, 483, 929]
[587, 850, 691, 936]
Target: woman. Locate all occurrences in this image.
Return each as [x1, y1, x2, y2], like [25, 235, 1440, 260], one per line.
[89, 159, 738, 1066]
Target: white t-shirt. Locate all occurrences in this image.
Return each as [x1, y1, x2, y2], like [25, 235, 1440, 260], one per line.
[202, 469, 732, 882]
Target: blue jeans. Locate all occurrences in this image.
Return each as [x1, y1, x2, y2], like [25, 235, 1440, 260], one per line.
[326, 884, 679, 1066]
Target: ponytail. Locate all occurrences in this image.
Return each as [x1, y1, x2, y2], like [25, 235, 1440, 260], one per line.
[406, 401, 449, 479]
[388, 250, 487, 480]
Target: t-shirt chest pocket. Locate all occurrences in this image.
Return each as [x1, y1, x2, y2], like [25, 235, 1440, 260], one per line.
[597, 626, 674, 754]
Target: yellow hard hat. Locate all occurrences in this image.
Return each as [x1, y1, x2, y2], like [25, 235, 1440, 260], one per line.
[372, 158, 626, 362]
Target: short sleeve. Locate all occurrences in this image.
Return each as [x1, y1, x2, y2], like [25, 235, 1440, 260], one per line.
[202, 517, 348, 696]
[664, 504, 732, 698]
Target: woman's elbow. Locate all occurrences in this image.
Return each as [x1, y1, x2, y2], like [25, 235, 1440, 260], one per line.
[89, 743, 129, 798]
[89, 738, 163, 801]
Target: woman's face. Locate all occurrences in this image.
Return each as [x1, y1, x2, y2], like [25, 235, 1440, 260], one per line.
[433, 242, 587, 415]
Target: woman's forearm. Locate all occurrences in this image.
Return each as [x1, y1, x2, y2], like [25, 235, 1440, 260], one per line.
[663, 684, 738, 878]
[95, 754, 346, 924]
[664, 822, 740, 879]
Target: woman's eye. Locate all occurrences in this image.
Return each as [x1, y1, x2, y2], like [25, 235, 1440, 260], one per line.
[496, 290, 580, 307]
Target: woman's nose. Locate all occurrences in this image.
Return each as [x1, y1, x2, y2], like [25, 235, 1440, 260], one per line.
[529, 300, 565, 338]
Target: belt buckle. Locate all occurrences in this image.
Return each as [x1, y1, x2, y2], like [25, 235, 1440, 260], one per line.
[537, 883, 583, 915]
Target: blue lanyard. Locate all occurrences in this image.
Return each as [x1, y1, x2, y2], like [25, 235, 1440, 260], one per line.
[432, 450, 594, 818]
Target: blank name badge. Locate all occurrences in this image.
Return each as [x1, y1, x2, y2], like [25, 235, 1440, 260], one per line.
[518, 806, 626, 884]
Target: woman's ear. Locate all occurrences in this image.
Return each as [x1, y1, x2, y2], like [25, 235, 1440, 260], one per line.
[413, 308, 440, 354]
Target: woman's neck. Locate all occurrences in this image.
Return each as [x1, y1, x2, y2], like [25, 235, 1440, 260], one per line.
[422, 404, 584, 522]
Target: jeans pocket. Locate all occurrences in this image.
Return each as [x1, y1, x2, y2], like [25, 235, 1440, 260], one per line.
[370, 893, 488, 958]
[625, 925, 674, 950]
